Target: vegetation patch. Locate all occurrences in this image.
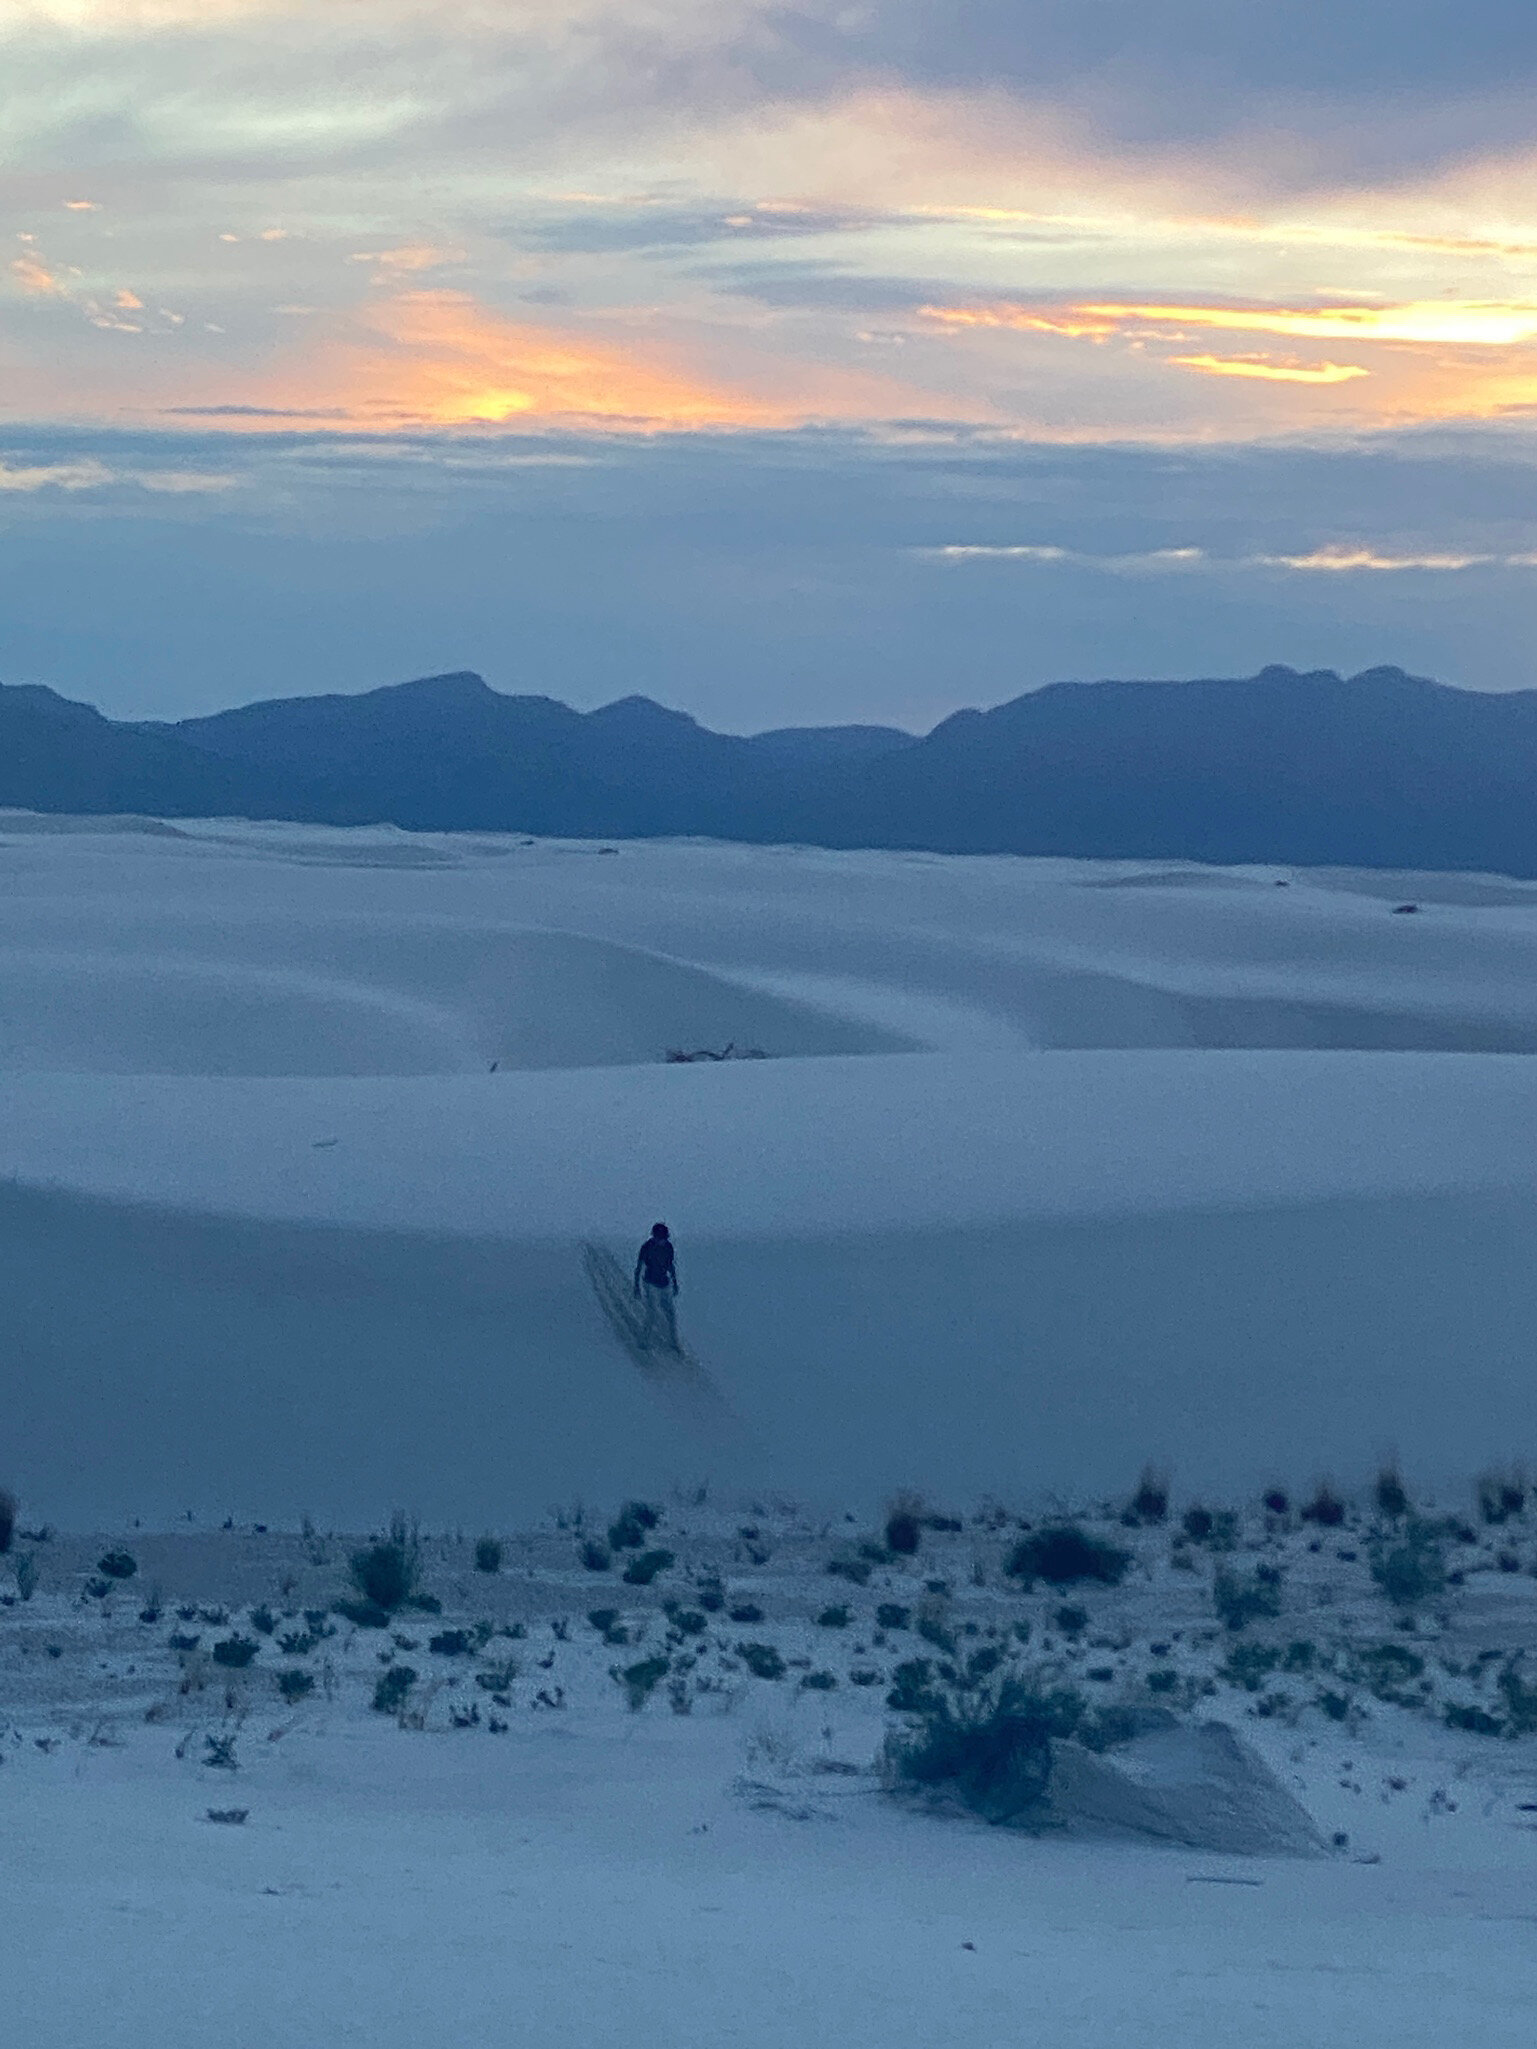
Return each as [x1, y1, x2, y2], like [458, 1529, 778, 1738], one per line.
[1005, 1526, 1130, 1589]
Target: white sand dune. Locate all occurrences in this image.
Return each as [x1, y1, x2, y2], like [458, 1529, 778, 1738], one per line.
[4, 819, 1537, 1524]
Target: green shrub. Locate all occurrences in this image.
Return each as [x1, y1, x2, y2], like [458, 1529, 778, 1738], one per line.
[1497, 1661, 1537, 1735]
[429, 1630, 473, 1657]
[1146, 1667, 1178, 1693]
[211, 1635, 259, 1669]
[97, 1550, 137, 1580]
[474, 1537, 503, 1574]
[1374, 1464, 1411, 1520]
[372, 1666, 417, 1715]
[622, 1548, 675, 1586]
[1128, 1468, 1169, 1524]
[248, 1605, 276, 1636]
[1371, 1526, 1446, 1612]
[737, 1642, 786, 1680]
[883, 1673, 1090, 1825]
[1005, 1527, 1129, 1589]
[1213, 1565, 1283, 1632]
[608, 1502, 661, 1551]
[334, 1598, 391, 1629]
[1221, 1642, 1281, 1692]
[1445, 1702, 1502, 1736]
[1301, 1484, 1346, 1528]
[1053, 1604, 1088, 1637]
[0, 1490, 15, 1555]
[1477, 1470, 1527, 1524]
[278, 1668, 315, 1701]
[729, 1602, 763, 1624]
[876, 1603, 911, 1630]
[801, 1670, 837, 1691]
[580, 1541, 611, 1572]
[884, 1504, 922, 1555]
[14, 1552, 38, 1602]
[816, 1605, 850, 1629]
[615, 1655, 669, 1709]
[349, 1539, 418, 1614]
[827, 1554, 872, 1586]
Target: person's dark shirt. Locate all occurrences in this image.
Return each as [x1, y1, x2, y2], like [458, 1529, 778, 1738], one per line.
[636, 1238, 675, 1287]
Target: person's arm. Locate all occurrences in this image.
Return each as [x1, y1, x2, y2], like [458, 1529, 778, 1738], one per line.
[670, 1251, 680, 1295]
[633, 1250, 643, 1296]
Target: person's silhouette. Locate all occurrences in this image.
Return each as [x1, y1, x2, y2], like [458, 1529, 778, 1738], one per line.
[633, 1222, 679, 1349]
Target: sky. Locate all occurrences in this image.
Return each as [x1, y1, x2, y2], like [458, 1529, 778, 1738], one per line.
[5, 2, 1537, 728]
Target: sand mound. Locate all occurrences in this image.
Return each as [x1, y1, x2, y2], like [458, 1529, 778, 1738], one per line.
[1049, 1722, 1326, 1856]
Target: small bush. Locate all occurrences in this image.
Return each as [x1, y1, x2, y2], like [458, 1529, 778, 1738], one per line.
[1301, 1484, 1346, 1528]
[876, 1603, 911, 1630]
[84, 1577, 111, 1599]
[1262, 1488, 1290, 1516]
[349, 1538, 418, 1614]
[665, 1606, 707, 1636]
[817, 1605, 851, 1629]
[801, 1670, 838, 1691]
[1496, 1661, 1537, 1735]
[1146, 1667, 1178, 1694]
[1213, 1564, 1283, 1632]
[278, 1668, 315, 1701]
[372, 1666, 417, 1715]
[826, 1554, 872, 1586]
[608, 1502, 661, 1551]
[1371, 1526, 1446, 1613]
[1005, 1526, 1129, 1589]
[1374, 1464, 1411, 1520]
[14, 1553, 38, 1602]
[248, 1605, 275, 1636]
[1128, 1468, 1169, 1524]
[1182, 1505, 1214, 1542]
[1221, 1643, 1281, 1692]
[429, 1630, 473, 1657]
[0, 1490, 15, 1555]
[737, 1642, 786, 1680]
[334, 1598, 391, 1629]
[883, 1673, 1089, 1825]
[696, 1577, 725, 1612]
[167, 1631, 200, 1653]
[622, 1548, 675, 1586]
[1444, 1702, 1502, 1736]
[474, 1537, 503, 1574]
[97, 1550, 138, 1580]
[1477, 1470, 1527, 1525]
[884, 1498, 923, 1555]
[728, 1602, 763, 1624]
[616, 1656, 669, 1709]
[1053, 1604, 1088, 1637]
[212, 1635, 259, 1668]
[580, 1541, 612, 1572]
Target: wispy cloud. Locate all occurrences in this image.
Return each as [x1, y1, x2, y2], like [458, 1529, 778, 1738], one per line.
[921, 541, 1537, 574]
[1169, 355, 1369, 385]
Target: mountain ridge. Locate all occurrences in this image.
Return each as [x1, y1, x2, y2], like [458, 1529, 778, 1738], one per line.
[5, 664, 1537, 876]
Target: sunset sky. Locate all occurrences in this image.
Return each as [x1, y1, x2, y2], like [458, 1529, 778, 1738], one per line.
[5, 1, 1537, 725]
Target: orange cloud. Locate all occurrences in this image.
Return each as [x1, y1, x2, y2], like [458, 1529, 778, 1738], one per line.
[926, 297, 1537, 350]
[10, 252, 63, 296]
[1169, 355, 1369, 385]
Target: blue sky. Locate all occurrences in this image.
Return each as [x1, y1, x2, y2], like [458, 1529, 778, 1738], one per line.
[4, 3, 1537, 725]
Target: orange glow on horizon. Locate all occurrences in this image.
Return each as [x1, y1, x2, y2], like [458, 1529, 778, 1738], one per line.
[1169, 355, 1370, 385]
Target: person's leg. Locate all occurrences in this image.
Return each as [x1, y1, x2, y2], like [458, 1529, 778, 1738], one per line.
[660, 1287, 679, 1349]
[637, 1284, 657, 1344]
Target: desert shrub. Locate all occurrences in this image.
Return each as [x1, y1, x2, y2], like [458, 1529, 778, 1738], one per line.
[622, 1548, 675, 1587]
[14, 1553, 38, 1601]
[206, 1807, 248, 1825]
[738, 1642, 786, 1680]
[212, 1635, 259, 1668]
[1477, 1470, 1527, 1525]
[349, 1537, 418, 1614]
[372, 1666, 417, 1715]
[1128, 1468, 1169, 1524]
[474, 1537, 503, 1574]
[1213, 1564, 1283, 1632]
[916, 1608, 958, 1654]
[1146, 1667, 1178, 1694]
[586, 1607, 621, 1634]
[167, 1631, 200, 1653]
[1301, 1483, 1346, 1528]
[83, 1577, 112, 1599]
[1283, 1641, 1317, 1672]
[278, 1668, 315, 1701]
[1371, 1526, 1446, 1612]
[817, 1605, 851, 1629]
[1445, 1702, 1502, 1736]
[334, 1598, 391, 1629]
[1315, 1689, 1352, 1722]
[801, 1670, 838, 1691]
[1005, 1526, 1129, 1589]
[876, 1603, 911, 1630]
[664, 1605, 707, 1637]
[97, 1550, 137, 1580]
[1262, 1488, 1290, 1516]
[615, 1656, 669, 1709]
[429, 1630, 473, 1657]
[884, 1499, 923, 1556]
[1053, 1604, 1088, 1637]
[1496, 1661, 1537, 1735]
[203, 1733, 239, 1770]
[729, 1602, 764, 1623]
[1182, 1505, 1214, 1542]
[475, 1658, 519, 1693]
[1356, 1644, 1425, 1706]
[1374, 1464, 1411, 1520]
[695, 1577, 724, 1612]
[580, 1541, 611, 1572]
[248, 1604, 276, 1636]
[608, 1501, 661, 1551]
[883, 1671, 1091, 1825]
[826, 1553, 872, 1586]
[0, 1490, 14, 1555]
[1221, 1642, 1282, 1692]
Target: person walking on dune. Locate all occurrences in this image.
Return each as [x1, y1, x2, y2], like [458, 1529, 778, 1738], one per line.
[634, 1222, 680, 1349]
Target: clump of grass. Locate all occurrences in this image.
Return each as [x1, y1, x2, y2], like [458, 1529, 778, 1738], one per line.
[729, 1602, 764, 1623]
[248, 1605, 276, 1636]
[801, 1670, 837, 1691]
[1374, 1464, 1411, 1521]
[1127, 1467, 1169, 1525]
[474, 1537, 503, 1574]
[429, 1630, 472, 1657]
[1005, 1526, 1130, 1589]
[278, 1669, 315, 1702]
[372, 1666, 417, 1715]
[97, 1550, 137, 1580]
[1221, 1642, 1281, 1692]
[1213, 1564, 1283, 1633]
[884, 1494, 923, 1556]
[816, 1605, 851, 1628]
[1301, 1483, 1347, 1528]
[737, 1642, 786, 1681]
[580, 1540, 612, 1572]
[14, 1553, 38, 1602]
[0, 1489, 15, 1555]
[1262, 1487, 1290, 1517]
[882, 1667, 1094, 1826]
[1371, 1523, 1446, 1614]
